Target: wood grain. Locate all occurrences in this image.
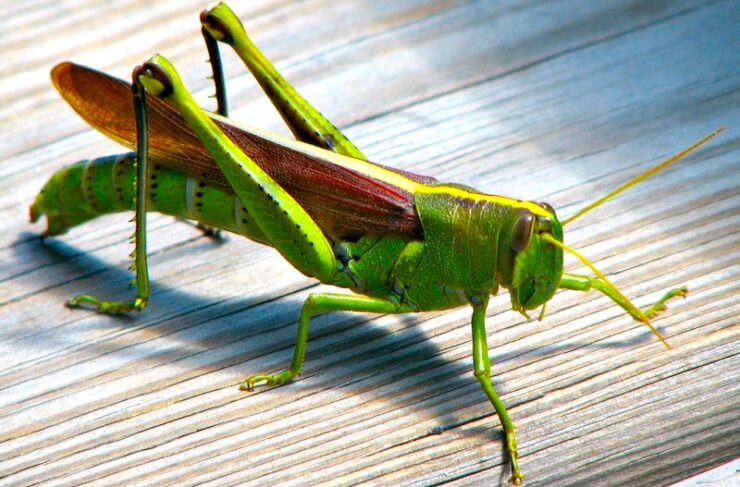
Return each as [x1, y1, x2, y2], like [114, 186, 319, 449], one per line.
[1, 1, 738, 486]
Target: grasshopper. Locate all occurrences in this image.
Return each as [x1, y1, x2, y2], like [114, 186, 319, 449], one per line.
[30, 3, 722, 484]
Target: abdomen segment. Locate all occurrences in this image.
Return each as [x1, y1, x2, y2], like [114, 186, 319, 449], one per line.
[30, 153, 268, 244]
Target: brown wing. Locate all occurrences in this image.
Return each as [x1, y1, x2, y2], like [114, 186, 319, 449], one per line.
[51, 62, 435, 239]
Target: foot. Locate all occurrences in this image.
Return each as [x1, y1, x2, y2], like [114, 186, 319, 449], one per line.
[68, 294, 147, 313]
[505, 430, 523, 485]
[195, 222, 223, 240]
[176, 218, 223, 240]
[643, 286, 688, 318]
[239, 369, 297, 391]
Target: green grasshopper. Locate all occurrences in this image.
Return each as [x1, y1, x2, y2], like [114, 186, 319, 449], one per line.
[30, 3, 722, 484]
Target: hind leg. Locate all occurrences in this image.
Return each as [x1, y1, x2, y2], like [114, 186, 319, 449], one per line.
[201, 3, 365, 160]
[69, 81, 152, 313]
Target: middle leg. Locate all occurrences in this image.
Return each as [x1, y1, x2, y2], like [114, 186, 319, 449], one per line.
[470, 295, 523, 485]
[241, 293, 411, 390]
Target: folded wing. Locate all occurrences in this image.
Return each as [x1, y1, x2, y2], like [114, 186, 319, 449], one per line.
[51, 62, 434, 239]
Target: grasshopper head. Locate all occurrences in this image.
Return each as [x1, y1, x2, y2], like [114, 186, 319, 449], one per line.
[507, 203, 563, 313]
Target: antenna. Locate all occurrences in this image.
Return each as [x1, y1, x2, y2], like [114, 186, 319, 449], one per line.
[562, 128, 725, 226]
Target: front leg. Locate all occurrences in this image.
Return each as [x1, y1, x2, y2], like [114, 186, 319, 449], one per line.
[559, 273, 687, 320]
[135, 55, 337, 282]
[68, 76, 152, 313]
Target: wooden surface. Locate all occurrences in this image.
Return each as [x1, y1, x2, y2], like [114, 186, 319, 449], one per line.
[1, 1, 738, 485]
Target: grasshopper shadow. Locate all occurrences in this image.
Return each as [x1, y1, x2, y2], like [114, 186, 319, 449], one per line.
[10, 231, 465, 400]
[9, 229, 660, 480]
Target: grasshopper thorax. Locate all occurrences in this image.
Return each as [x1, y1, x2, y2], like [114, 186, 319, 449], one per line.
[414, 187, 562, 312]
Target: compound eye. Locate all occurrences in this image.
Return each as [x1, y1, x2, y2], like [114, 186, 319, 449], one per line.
[511, 209, 534, 252]
[537, 201, 556, 216]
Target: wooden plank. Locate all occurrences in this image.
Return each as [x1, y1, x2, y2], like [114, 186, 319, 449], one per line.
[0, 0, 737, 486]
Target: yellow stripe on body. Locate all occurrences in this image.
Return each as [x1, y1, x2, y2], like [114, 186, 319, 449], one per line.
[212, 114, 422, 192]
[415, 185, 553, 217]
[214, 115, 555, 219]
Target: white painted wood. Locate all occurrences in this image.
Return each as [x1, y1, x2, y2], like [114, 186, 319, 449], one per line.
[1, 1, 737, 486]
